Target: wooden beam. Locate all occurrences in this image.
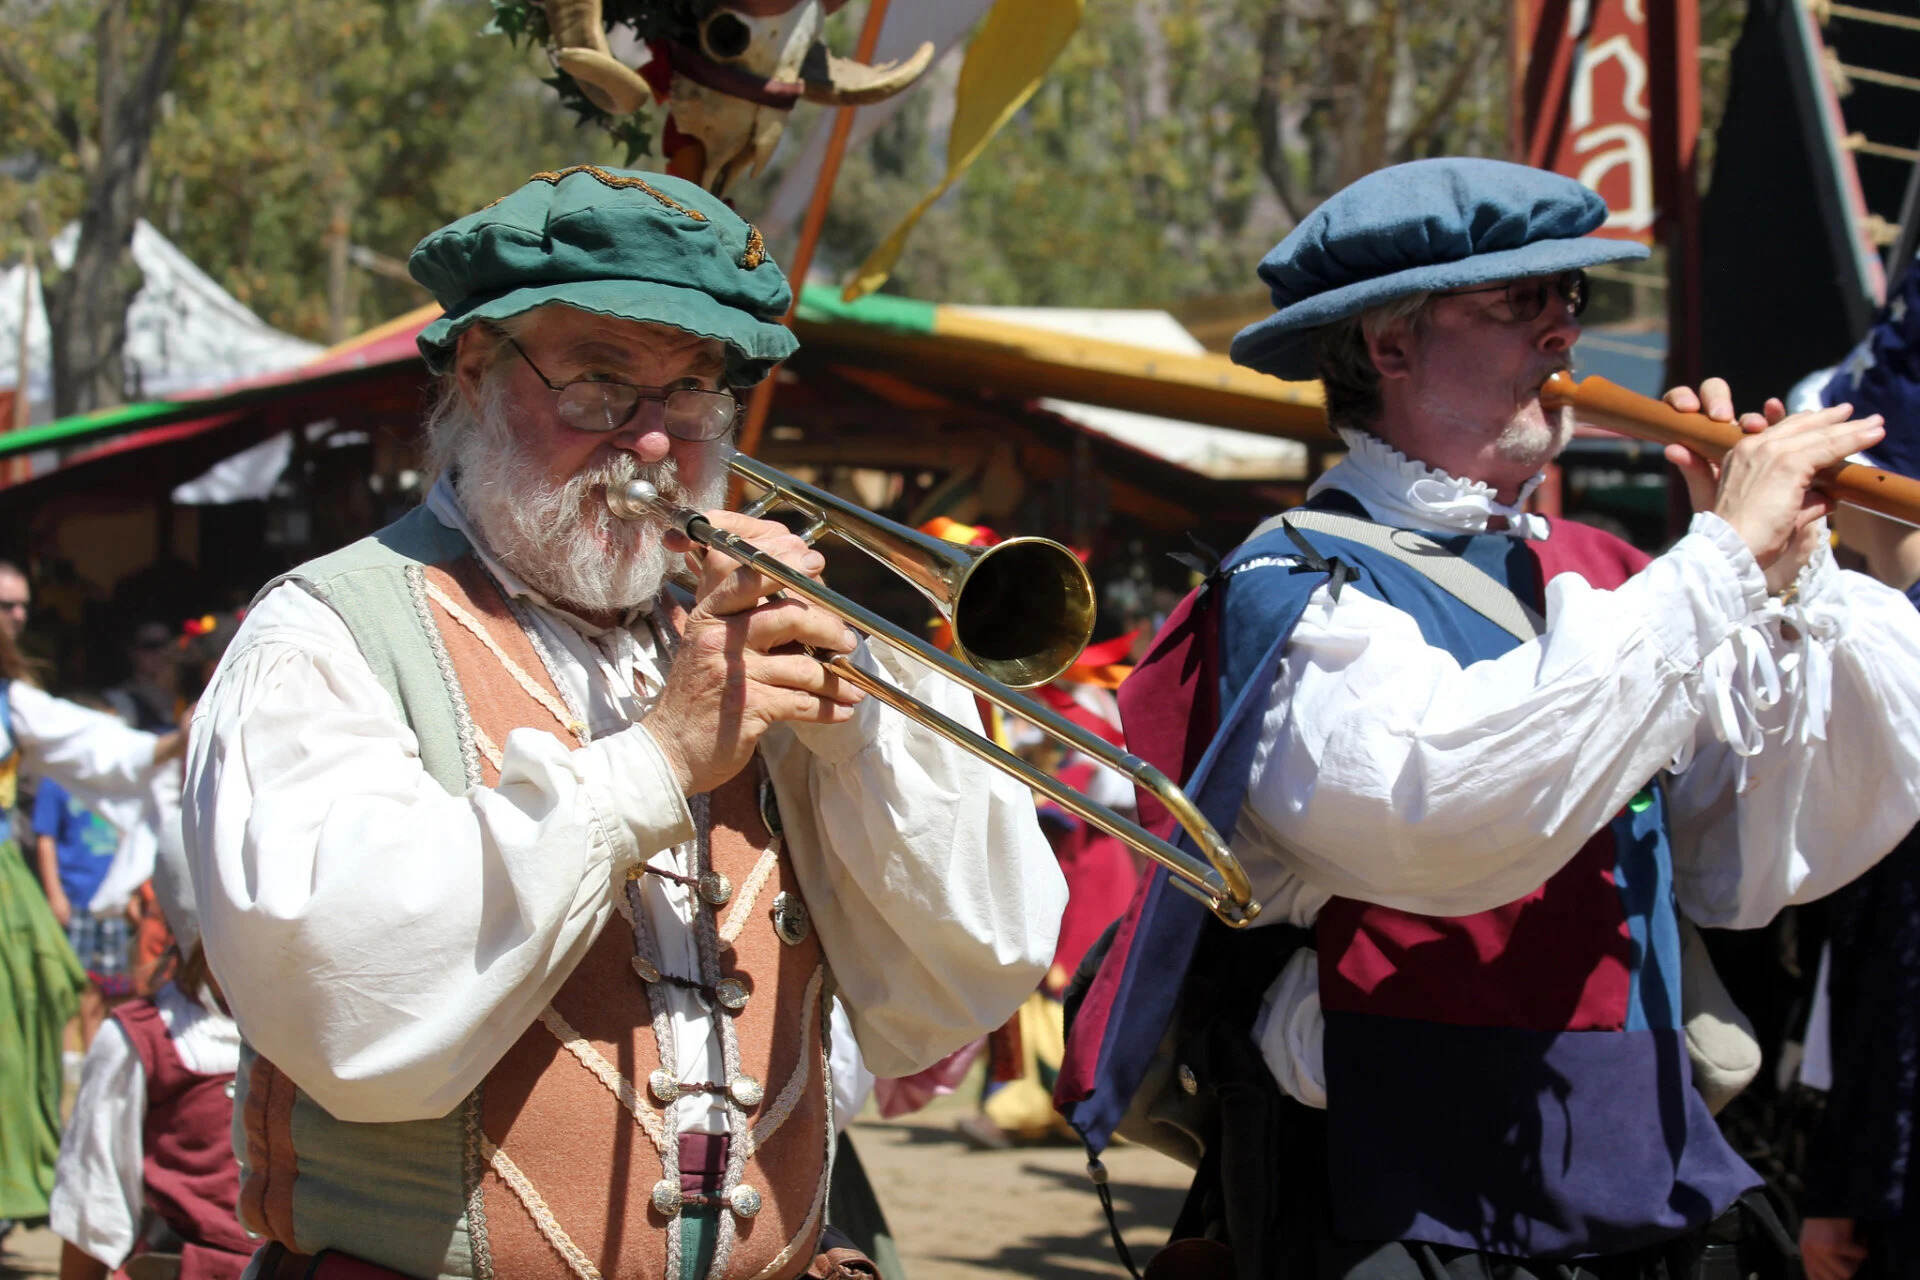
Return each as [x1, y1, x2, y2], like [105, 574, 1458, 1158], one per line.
[790, 315, 1330, 442]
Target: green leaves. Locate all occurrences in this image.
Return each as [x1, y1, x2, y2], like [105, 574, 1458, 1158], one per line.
[481, 0, 550, 46]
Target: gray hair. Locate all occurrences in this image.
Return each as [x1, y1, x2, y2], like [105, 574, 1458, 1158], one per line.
[421, 314, 535, 485]
[1311, 292, 1432, 435]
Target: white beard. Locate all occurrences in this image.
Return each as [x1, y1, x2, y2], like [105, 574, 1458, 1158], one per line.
[1490, 402, 1576, 473]
[452, 387, 725, 614]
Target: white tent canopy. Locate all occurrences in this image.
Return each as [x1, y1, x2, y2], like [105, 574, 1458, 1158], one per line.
[0, 220, 321, 424]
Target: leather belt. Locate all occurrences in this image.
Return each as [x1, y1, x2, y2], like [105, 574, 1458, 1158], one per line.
[253, 1133, 733, 1280]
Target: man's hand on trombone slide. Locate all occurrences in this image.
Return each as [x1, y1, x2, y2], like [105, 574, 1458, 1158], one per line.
[646, 510, 867, 797]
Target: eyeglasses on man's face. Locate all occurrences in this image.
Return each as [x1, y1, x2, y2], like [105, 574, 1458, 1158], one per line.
[1439, 269, 1589, 324]
[501, 334, 738, 442]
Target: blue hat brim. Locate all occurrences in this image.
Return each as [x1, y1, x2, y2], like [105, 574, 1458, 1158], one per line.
[417, 277, 798, 387]
[1229, 236, 1651, 382]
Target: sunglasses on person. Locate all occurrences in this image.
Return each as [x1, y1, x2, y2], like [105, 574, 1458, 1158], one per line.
[501, 334, 739, 442]
[1439, 269, 1589, 323]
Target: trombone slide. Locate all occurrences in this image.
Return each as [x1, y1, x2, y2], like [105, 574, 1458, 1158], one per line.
[608, 464, 1259, 927]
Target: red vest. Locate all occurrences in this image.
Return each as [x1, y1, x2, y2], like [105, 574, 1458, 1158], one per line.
[112, 996, 252, 1280]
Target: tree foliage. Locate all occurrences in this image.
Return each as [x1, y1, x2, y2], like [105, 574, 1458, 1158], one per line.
[3, 0, 631, 352]
[1251, 0, 1508, 220]
[734, 0, 1509, 308]
[3, 0, 200, 414]
[2, 0, 1756, 364]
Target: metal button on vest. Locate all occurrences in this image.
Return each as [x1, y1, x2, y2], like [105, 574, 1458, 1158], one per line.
[699, 870, 733, 907]
[224, 1080, 237, 1099]
[649, 1068, 682, 1103]
[1177, 1064, 1199, 1096]
[770, 892, 811, 945]
[632, 954, 661, 985]
[714, 977, 749, 1011]
[651, 1178, 684, 1216]
[729, 1075, 764, 1107]
[728, 1184, 763, 1218]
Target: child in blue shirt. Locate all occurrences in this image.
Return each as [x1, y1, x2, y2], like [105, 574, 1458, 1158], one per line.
[32, 778, 128, 1047]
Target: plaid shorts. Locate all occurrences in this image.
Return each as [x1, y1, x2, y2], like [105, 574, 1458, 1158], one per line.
[66, 913, 133, 996]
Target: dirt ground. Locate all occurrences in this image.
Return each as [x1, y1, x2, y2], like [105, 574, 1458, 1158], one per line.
[0, 1222, 58, 1278]
[0, 1089, 1191, 1279]
[843, 1093, 1190, 1280]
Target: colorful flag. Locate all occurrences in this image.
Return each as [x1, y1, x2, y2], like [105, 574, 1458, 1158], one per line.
[841, 0, 1084, 302]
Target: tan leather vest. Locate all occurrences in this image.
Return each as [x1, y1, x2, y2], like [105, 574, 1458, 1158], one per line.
[239, 543, 833, 1280]
[430, 558, 833, 1280]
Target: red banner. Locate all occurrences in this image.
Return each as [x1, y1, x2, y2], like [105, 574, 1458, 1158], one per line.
[1515, 0, 1664, 243]
[1516, 0, 1701, 380]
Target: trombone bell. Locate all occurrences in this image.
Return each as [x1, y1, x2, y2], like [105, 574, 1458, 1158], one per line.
[945, 537, 1095, 689]
[612, 453, 1097, 690]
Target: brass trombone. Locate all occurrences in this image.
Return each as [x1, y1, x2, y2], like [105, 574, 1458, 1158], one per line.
[607, 450, 1259, 927]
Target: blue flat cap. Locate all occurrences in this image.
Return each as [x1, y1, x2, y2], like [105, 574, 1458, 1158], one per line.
[1230, 158, 1650, 381]
[410, 165, 798, 386]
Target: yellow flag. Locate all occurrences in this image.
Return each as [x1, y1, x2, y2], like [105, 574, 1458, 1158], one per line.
[841, 0, 1084, 302]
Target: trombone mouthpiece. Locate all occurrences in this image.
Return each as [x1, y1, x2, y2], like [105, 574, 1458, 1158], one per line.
[606, 478, 664, 521]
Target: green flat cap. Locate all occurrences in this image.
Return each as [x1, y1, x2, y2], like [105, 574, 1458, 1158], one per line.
[409, 165, 798, 385]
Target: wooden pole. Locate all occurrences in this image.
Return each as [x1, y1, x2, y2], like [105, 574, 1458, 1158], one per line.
[1652, 0, 1701, 388]
[13, 241, 32, 433]
[735, 0, 896, 461]
[1647, 0, 1701, 536]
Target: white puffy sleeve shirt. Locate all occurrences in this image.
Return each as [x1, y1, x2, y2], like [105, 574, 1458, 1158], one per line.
[185, 573, 1064, 1124]
[1239, 512, 1920, 926]
[4, 682, 161, 805]
[1240, 484, 1920, 1110]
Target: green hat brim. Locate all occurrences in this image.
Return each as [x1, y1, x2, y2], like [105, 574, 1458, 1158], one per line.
[417, 277, 799, 386]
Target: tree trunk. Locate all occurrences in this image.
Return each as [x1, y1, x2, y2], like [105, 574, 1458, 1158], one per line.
[1253, 6, 1305, 224]
[41, 0, 199, 418]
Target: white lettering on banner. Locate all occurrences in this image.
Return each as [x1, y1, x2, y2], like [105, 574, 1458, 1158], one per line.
[1529, 0, 1659, 244]
[1576, 124, 1656, 231]
[1571, 34, 1652, 128]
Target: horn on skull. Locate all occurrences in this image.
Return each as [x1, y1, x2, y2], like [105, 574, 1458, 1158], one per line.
[548, 0, 651, 116]
[799, 39, 936, 106]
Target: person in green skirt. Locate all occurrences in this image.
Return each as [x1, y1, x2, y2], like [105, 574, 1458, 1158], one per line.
[0, 622, 181, 1242]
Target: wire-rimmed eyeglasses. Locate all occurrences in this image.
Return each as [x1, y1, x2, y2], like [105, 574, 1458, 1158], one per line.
[501, 334, 738, 441]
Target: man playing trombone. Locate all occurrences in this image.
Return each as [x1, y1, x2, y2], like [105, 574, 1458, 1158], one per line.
[182, 166, 1066, 1280]
[1062, 157, 1920, 1279]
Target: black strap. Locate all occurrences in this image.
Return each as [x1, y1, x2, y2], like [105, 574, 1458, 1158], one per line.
[1168, 532, 1225, 582]
[1085, 1148, 1144, 1280]
[1732, 1187, 1800, 1262]
[1279, 519, 1354, 602]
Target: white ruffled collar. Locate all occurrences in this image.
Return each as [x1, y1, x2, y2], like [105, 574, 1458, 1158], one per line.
[1307, 428, 1551, 541]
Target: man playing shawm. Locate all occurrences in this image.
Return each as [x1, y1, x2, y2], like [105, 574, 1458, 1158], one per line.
[1060, 157, 1920, 1278]
[185, 166, 1066, 1280]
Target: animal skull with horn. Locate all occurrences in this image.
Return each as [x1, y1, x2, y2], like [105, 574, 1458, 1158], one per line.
[540, 0, 934, 196]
